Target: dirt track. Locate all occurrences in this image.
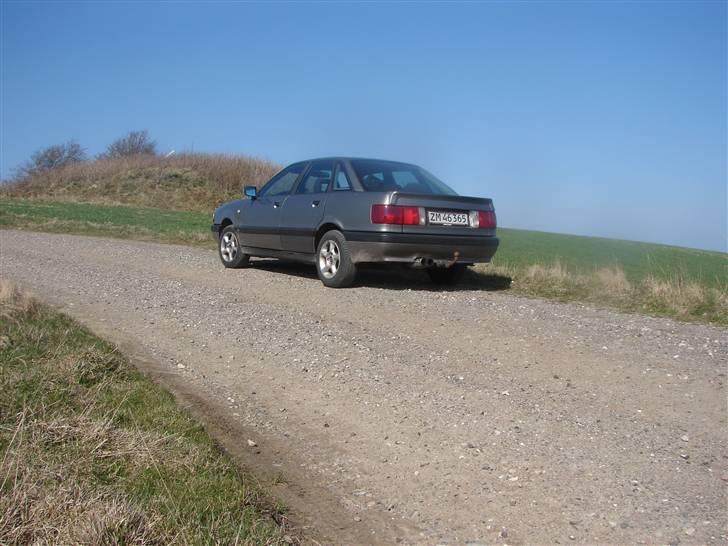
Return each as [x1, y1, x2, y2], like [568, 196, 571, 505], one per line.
[1, 230, 726, 545]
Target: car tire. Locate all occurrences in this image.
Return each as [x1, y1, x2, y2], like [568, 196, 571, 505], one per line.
[316, 230, 357, 288]
[218, 225, 250, 269]
[427, 264, 467, 285]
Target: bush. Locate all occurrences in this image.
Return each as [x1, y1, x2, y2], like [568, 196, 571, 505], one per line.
[15, 141, 86, 180]
[101, 130, 156, 158]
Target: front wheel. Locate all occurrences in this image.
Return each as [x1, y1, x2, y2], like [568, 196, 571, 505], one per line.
[316, 230, 357, 288]
[219, 226, 250, 268]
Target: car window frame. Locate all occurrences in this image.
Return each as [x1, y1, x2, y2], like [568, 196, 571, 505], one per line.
[258, 161, 309, 198]
[331, 161, 353, 192]
[294, 159, 336, 195]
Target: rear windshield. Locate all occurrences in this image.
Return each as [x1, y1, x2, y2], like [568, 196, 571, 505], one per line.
[350, 160, 458, 195]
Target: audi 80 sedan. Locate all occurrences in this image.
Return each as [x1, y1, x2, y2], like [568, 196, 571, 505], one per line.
[212, 158, 499, 287]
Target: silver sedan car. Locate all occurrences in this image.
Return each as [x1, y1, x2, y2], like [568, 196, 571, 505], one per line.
[212, 157, 499, 287]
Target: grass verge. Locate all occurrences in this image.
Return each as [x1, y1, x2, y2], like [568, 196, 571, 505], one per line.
[1, 198, 726, 326]
[475, 261, 728, 326]
[0, 279, 288, 544]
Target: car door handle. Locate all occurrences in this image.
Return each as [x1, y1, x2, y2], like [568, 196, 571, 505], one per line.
[311, 200, 320, 207]
[273, 201, 281, 208]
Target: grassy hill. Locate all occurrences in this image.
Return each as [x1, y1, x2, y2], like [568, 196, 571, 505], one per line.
[2, 153, 280, 213]
[1, 155, 725, 325]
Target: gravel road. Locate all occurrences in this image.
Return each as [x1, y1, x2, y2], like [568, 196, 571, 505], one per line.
[1, 230, 726, 545]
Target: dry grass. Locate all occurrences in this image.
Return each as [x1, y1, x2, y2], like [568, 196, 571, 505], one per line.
[2, 453, 162, 545]
[641, 275, 728, 319]
[478, 262, 728, 324]
[0, 278, 37, 320]
[0, 280, 287, 545]
[593, 266, 632, 293]
[2, 153, 280, 213]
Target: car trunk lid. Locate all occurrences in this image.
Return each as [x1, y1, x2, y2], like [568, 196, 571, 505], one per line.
[387, 192, 497, 236]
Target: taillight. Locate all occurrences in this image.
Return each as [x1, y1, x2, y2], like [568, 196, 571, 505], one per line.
[477, 210, 497, 229]
[401, 206, 421, 225]
[371, 204, 401, 224]
[371, 204, 421, 225]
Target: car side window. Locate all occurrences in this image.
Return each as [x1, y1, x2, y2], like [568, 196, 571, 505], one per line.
[297, 160, 334, 194]
[259, 163, 306, 197]
[333, 164, 352, 191]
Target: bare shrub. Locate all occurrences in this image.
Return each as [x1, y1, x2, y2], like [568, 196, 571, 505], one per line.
[101, 130, 156, 158]
[14, 140, 86, 180]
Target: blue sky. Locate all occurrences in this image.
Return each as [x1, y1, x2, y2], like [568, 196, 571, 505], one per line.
[1, 1, 726, 251]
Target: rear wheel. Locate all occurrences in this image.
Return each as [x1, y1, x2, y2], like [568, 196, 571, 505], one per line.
[219, 226, 250, 268]
[428, 264, 467, 285]
[316, 230, 357, 288]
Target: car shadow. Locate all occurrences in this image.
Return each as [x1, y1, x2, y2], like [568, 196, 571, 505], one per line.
[249, 259, 512, 292]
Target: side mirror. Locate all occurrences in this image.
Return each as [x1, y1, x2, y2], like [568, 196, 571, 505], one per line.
[244, 185, 257, 200]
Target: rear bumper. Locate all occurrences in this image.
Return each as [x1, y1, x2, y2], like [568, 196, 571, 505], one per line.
[343, 231, 499, 264]
[211, 224, 221, 241]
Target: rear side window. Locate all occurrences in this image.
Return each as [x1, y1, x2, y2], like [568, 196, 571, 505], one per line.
[333, 164, 352, 191]
[297, 160, 334, 194]
[350, 159, 457, 195]
[259, 163, 306, 197]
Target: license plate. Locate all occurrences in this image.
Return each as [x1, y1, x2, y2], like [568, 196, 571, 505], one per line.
[428, 210, 469, 226]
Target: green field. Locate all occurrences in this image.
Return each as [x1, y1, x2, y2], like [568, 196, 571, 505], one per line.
[2, 198, 724, 285]
[494, 228, 726, 289]
[0, 199, 212, 245]
[1, 198, 726, 324]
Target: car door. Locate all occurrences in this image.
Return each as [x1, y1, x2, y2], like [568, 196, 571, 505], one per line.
[237, 162, 306, 250]
[279, 159, 334, 254]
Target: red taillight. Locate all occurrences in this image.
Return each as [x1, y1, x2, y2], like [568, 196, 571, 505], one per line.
[401, 206, 421, 225]
[371, 204, 421, 225]
[371, 204, 402, 224]
[478, 210, 497, 229]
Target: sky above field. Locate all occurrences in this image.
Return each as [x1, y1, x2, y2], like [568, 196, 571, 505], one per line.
[1, 1, 726, 252]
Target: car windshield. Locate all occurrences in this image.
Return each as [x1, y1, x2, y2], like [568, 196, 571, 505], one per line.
[350, 160, 458, 195]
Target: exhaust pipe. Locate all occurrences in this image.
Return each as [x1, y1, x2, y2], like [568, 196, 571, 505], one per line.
[413, 257, 435, 269]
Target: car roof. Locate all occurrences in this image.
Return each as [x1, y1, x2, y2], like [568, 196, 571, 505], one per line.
[295, 157, 419, 167]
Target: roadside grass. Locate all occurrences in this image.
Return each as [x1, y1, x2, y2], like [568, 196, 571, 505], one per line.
[0, 279, 287, 545]
[493, 228, 727, 289]
[1, 198, 726, 326]
[474, 262, 728, 326]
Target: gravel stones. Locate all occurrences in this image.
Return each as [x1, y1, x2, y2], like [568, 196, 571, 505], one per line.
[2, 230, 726, 545]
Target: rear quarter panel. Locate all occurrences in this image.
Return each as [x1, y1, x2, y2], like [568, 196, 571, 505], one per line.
[322, 191, 401, 234]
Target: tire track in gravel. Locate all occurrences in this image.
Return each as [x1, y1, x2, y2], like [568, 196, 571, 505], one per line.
[1, 230, 726, 545]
